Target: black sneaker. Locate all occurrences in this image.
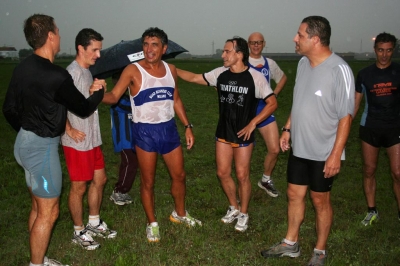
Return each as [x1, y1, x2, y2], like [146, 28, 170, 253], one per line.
[258, 180, 279, 197]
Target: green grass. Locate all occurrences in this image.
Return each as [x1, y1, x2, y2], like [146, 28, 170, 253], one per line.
[1, 58, 400, 265]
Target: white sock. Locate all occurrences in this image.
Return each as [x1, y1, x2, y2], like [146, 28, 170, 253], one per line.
[89, 215, 100, 226]
[314, 248, 326, 255]
[262, 174, 270, 182]
[283, 238, 297, 245]
[29, 262, 43, 266]
[150, 222, 158, 227]
[74, 225, 84, 235]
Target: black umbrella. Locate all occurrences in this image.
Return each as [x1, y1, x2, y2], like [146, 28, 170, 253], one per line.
[89, 38, 188, 79]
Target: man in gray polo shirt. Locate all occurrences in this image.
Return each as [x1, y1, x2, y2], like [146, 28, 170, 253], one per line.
[261, 16, 355, 266]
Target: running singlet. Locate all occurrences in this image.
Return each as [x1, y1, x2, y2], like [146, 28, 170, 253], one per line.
[131, 61, 175, 124]
[356, 62, 400, 128]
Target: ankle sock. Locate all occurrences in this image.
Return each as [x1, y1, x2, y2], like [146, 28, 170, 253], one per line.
[314, 248, 326, 255]
[368, 207, 377, 213]
[89, 215, 100, 226]
[283, 238, 296, 245]
[262, 174, 270, 182]
[74, 225, 84, 235]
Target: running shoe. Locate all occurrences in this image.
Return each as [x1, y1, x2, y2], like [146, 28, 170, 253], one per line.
[234, 212, 249, 232]
[146, 222, 160, 242]
[308, 250, 327, 266]
[110, 191, 132, 205]
[72, 229, 100, 250]
[361, 211, 379, 226]
[169, 210, 202, 227]
[261, 240, 301, 258]
[86, 220, 117, 238]
[221, 206, 240, 224]
[44, 257, 69, 266]
[258, 180, 279, 197]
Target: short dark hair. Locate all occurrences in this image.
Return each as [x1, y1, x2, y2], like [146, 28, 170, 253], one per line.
[141, 27, 168, 46]
[23, 14, 56, 50]
[226, 36, 249, 65]
[374, 32, 397, 48]
[302, 16, 331, 46]
[75, 28, 103, 53]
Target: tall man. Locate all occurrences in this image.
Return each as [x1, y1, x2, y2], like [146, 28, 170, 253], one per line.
[2, 14, 104, 266]
[61, 29, 117, 250]
[103, 27, 201, 243]
[354, 32, 400, 225]
[248, 32, 287, 197]
[260, 16, 354, 266]
[177, 37, 277, 232]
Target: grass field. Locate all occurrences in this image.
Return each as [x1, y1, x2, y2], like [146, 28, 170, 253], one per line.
[0, 58, 399, 266]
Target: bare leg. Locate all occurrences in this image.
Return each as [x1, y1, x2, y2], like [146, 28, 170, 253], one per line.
[386, 143, 400, 211]
[258, 121, 280, 177]
[88, 168, 107, 216]
[68, 181, 87, 226]
[233, 144, 254, 214]
[30, 192, 59, 264]
[310, 190, 332, 250]
[136, 146, 157, 223]
[285, 183, 307, 242]
[361, 141, 379, 208]
[215, 141, 238, 210]
[163, 146, 186, 216]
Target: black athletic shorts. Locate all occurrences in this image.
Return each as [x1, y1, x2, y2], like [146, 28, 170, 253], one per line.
[359, 126, 400, 148]
[287, 150, 334, 192]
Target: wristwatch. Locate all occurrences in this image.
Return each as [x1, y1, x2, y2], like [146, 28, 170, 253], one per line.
[281, 127, 290, 133]
[185, 123, 193, 129]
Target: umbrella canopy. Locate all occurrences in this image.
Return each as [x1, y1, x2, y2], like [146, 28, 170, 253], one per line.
[89, 38, 188, 79]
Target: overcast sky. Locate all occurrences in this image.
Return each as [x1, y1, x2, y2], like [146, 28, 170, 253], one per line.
[1, 0, 399, 55]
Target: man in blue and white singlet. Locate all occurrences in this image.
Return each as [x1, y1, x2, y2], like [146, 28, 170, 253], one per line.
[248, 32, 287, 198]
[103, 27, 201, 243]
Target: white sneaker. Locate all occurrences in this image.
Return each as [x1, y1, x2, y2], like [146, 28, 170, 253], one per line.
[72, 229, 100, 250]
[234, 212, 249, 232]
[146, 222, 160, 242]
[44, 257, 69, 266]
[169, 210, 202, 227]
[86, 219, 117, 238]
[221, 206, 240, 224]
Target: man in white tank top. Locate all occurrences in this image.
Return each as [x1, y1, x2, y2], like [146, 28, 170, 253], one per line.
[103, 27, 201, 243]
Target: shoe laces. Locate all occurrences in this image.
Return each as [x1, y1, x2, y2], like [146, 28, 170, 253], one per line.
[237, 214, 248, 226]
[79, 230, 95, 241]
[364, 211, 377, 221]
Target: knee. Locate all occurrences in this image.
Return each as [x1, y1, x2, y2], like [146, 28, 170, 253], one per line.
[392, 170, 400, 182]
[267, 144, 280, 156]
[310, 193, 330, 208]
[363, 165, 377, 178]
[70, 183, 87, 196]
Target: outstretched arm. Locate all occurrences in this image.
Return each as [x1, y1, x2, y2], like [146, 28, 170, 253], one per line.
[103, 64, 137, 105]
[177, 68, 207, 85]
[171, 65, 194, 149]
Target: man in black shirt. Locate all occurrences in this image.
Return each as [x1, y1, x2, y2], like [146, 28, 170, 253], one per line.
[2, 14, 104, 266]
[354, 32, 400, 226]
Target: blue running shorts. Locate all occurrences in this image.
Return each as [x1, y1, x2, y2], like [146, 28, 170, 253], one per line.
[132, 119, 181, 154]
[256, 99, 276, 128]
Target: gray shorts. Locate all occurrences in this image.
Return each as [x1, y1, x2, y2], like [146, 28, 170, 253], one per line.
[14, 128, 62, 198]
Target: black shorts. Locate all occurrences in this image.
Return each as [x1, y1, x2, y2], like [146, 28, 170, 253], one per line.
[287, 151, 334, 192]
[359, 126, 400, 148]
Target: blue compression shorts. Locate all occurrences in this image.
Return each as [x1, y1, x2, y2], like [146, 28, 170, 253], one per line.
[14, 128, 62, 198]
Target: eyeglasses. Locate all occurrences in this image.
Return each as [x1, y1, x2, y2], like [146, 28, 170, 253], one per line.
[248, 40, 264, 46]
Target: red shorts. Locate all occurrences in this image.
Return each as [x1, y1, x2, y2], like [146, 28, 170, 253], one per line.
[63, 146, 105, 181]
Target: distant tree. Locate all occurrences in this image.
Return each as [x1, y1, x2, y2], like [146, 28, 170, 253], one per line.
[19, 48, 33, 58]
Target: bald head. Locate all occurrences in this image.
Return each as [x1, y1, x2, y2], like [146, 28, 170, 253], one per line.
[248, 32, 264, 42]
[248, 32, 266, 58]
